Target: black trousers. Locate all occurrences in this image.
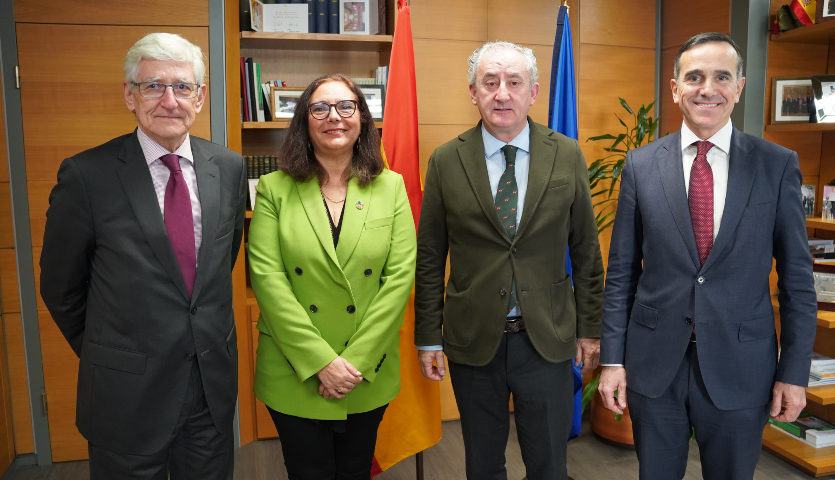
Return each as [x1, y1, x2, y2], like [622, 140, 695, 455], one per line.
[268, 404, 388, 480]
[628, 341, 770, 480]
[88, 360, 234, 480]
[449, 331, 574, 480]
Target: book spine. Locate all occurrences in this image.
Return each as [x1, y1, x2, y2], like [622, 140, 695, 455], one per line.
[329, 0, 339, 34]
[306, 0, 315, 33]
[316, 0, 327, 34]
[240, 57, 250, 122]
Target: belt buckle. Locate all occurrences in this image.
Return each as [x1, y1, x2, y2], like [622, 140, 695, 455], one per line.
[505, 317, 524, 333]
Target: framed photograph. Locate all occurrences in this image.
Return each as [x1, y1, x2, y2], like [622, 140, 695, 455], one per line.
[814, 266, 835, 311]
[360, 85, 385, 121]
[248, 178, 259, 210]
[270, 87, 305, 119]
[340, 0, 379, 35]
[771, 76, 813, 124]
[803, 184, 817, 218]
[818, 0, 835, 24]
[824, 186, 835, 220]
[813, 75, 835, 123]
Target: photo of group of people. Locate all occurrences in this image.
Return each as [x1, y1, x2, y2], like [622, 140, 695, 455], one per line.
[781, 85, 814, 118]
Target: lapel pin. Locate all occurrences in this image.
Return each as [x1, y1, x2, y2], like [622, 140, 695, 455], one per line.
[355, 200, 364, 210]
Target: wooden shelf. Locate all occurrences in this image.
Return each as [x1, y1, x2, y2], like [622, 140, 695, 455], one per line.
[245, 210, 253, 218]
[240, 32, 393, 51]
[246, 286, 257, 305]
[771, 296, 835, 329]
[807, 217, 835, 231]
[807, 385, 835, 405]
[762, 425, 835, 476]
[765, 123, 835, 133]
[771, 21, 835, 44]
[243, 121, 383, 129]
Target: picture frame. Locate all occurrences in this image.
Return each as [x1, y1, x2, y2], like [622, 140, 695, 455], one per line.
[818, 0, 835, 24]
[360, 85, 385, 121]
[813, 75, 835, 123]
[270, 86, 305, 119]
[340, 0, 379, 35]
[771, 76, 813, 124]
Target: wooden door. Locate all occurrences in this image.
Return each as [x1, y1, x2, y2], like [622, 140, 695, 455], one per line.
[16, 23, 210, 462]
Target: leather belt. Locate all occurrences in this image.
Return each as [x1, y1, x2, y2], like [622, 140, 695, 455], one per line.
[505, 316, 525, 333]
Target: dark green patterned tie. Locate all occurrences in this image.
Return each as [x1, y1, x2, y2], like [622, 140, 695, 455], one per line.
[497, 145, 519, 314]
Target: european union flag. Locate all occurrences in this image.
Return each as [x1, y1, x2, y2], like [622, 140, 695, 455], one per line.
[548, 4, 584, 442]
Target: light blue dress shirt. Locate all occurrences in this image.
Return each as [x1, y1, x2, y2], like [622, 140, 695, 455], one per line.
[418, 123, 531, 351]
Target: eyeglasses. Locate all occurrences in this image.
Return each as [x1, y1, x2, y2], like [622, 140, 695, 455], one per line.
[131, 82, 200, 99]
[308, 100, 358, 120]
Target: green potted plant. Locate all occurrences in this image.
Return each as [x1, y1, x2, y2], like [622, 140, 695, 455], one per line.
[580, 98, 660, 446]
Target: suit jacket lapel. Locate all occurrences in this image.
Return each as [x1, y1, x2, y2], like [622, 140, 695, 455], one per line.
[702, 128, 756, 272]
[296, 178, 340, 267]
[457, 124, 511, 242]
[657, 130, 701, 269]
[516, 119, 556, 240]
[116, 131, 191, 301]
[190, 140, 220, 301]
[336, 177, 370, 267]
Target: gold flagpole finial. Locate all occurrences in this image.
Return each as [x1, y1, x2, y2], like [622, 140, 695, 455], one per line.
[563, 0, 569, 10]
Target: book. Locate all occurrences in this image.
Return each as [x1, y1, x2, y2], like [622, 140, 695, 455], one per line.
[240, 57, 250, 122]
[812, 351, 835, 366]
[803, 184, 816, 218]
[306, 0, 315, 32]
[811, 363, 835, 379]
[329, 0, 339, 33]
[316, 0, 328, 33]
[255, 64, 265, 122]
[246, 58, 258, 123]
[769, 412, 835, 448]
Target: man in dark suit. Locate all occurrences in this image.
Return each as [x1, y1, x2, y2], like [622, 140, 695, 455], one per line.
[39, 32, 246, 480]
[414, 41, 604, 480]
[599, 32, 816, 480]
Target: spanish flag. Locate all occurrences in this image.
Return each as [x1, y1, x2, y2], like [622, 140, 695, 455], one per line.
[371, 0, 442, 474]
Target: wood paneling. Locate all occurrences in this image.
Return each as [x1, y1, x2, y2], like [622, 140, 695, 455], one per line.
[0, 314, 15, 473]
[38, 311, 86, 462]
[0, 184, 12, 250]
[439, 355, 459, 421]
[0, 250, 20, 314]
[417, 125, 472, 177]
[660, 46, 683, 136]
[26, 182, 51, 250]
[12, 0, 209, 26]
[3, 314, 33, 454]
[414, 39, 483, 126]
[411, 0, 487, 42]
[579, 0, 655, 49]
[527, 44, 554, 127]
[487, 0, 561, 46]
[0, 84, 8, 183]
[250, 322, 278, 439]
[764, 132, 823, 175]
[660, 0, 730, 49]
[577, 44, 655, 178]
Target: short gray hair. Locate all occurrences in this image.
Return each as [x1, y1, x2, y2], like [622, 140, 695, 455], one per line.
[467, 41, 539, 91]
[123, 33, 206, 85]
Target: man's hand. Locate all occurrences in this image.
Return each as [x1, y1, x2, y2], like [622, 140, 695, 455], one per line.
[316, 356, 363, 399]
[598, 366, 627, 415]
[770, 381, 806, 422]
[418, 350, 446, 381]
[575, 338, 600, 375]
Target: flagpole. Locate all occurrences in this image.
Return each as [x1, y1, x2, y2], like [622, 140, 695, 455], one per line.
[416, 451, 424, 480]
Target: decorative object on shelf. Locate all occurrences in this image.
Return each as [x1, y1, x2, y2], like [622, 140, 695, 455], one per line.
[814, 265, 835, 311]
[771, 76, 814, 124]
[813, 74, 835, 122]
[250, 0, 308, 33]
[270, 86, 305, 119]
[340, 0, 378, 35]
[359, 84, 385, 121]
[824, 185, 835, 220]
[803, 184, 817, 217]
[774, 4, 804, 33]
[817, 0, 835, 23]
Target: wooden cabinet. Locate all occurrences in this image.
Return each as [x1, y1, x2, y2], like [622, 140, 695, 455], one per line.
[224, 1, 395, 445]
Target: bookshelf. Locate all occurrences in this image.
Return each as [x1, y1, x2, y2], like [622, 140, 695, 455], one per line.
[762, 426, 835, 477]
[225, 0, 396, 446]
[765, 123, 835, 133]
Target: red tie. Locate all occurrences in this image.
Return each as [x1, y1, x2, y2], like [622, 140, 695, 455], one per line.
[689, 141, 714, 266]
[160, 154, 196, 296]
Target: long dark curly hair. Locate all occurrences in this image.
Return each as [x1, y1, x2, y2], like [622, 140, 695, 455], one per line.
[277, 74, 384, 187]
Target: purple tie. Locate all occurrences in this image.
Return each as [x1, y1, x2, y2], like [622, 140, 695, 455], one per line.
[689, 141, 714, 266]
[160, 154, 196, 296]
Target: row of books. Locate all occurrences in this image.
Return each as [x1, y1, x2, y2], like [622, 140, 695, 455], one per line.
[769, 412, 835, 448]
[353, 67, 389, 86]
[243, 0, 340, 35]
[810, 238, 835, 262]
[808, 351, 835, 387]
[247, 156, 279, 180]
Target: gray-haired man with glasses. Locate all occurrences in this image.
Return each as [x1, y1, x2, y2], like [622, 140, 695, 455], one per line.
[40, 32, 246, 480]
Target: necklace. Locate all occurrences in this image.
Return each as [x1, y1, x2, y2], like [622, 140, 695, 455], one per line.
[321, 188, 346, 204]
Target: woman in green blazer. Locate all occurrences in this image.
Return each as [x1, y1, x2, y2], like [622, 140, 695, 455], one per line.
[248, 74, 416, 479]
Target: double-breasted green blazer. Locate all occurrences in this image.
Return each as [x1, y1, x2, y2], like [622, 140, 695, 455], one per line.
[414, 119, 604, 366]
[249, 169, 416, 420]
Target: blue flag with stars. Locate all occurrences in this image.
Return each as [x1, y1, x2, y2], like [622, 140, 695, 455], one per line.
[548, 4, 584, 442]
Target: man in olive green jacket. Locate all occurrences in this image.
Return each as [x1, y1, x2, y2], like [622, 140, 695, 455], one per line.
[414, 41, 604, 480]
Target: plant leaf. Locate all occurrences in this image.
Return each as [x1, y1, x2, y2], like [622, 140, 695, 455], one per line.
[581, 374, 600, 413]
[619, 97, 635, 115]
[587, 134, 617, 142]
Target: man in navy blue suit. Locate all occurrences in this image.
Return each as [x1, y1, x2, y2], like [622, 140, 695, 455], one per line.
[598, 32, 817, 480]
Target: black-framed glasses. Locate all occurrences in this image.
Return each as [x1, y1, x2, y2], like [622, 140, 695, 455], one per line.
[131, 81, 200, 99]
[309, 100, 358, 120]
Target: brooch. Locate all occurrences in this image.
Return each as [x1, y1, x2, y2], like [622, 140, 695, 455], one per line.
[355, 201, 364, 210]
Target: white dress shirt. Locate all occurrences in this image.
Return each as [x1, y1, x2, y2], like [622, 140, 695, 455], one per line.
[136, 127, 203, 261]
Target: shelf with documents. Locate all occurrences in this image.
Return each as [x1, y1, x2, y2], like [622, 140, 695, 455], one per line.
[762, 426, 835, 477]
[808, 217, 835, 232]
[241, 31, 393, 51]
[765, 123, 835, 133]
[807, 385, 835, 405]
